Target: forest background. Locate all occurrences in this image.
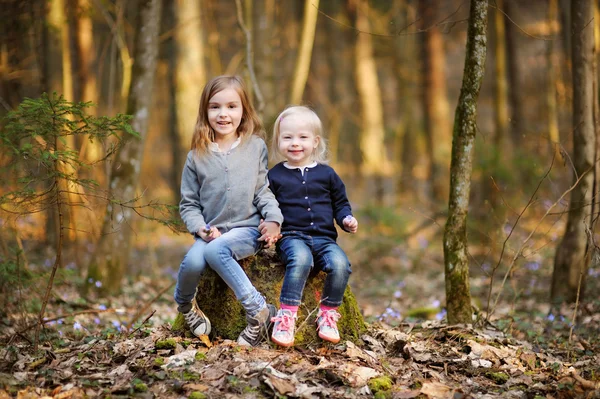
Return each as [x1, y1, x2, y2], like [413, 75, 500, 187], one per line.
[1, 0, 600, 397]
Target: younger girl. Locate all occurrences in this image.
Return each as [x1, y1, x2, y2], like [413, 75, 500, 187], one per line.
[175, 75, 283, 347]
[262, 106, 358, 347]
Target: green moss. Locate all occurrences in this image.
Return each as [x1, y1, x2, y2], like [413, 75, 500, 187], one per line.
[189, 252, 366, 345]
[368, 376, 393, 393]
[405, 307, 439, 319]
[194, 352, 207, 361]
[132, 379, 147, 392]
[155, 338, 177, 350]
[188, 392, 207, 399]
[183, 371, 200, 381]
[485, 371, 509, 384]
[154, 357, 165, 366]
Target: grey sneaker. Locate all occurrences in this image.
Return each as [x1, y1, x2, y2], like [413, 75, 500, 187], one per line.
[182, 306, 211, 337]
[237, 304, 276, 346]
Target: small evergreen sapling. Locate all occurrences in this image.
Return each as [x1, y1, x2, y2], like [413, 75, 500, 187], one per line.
[0, 92, 136, 349]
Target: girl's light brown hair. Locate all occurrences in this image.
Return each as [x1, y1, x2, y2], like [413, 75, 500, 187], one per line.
[271, 105, 328, 164]
[191, 75, 264, 154]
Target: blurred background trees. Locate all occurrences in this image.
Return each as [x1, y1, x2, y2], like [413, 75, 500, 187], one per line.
[1, 0, 599, 325]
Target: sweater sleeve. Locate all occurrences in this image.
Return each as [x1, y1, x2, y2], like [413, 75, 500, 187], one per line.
[179, 151, 206, 234]
[330, 168, 352, 229]
[253, 141, 284, 225]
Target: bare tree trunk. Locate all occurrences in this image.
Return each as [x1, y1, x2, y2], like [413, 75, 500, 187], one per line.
[254, 0, 276, 126]
[418, 0, 451, 203]
[504, 0, 525, 146]
[289, 0, 319, 105]
[547, 0, 561, 159]
[443, 0, 488, 325]
[165, 0, 183, 203]
[396, 2, 419, 198]
[175, 0, 206, 150]
[551, 0, 595, 305]
[354, 0, 388, 186]
[91, 0, 162, 294]
[0, 0, 26, 108]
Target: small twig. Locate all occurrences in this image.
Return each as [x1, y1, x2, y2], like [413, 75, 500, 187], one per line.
[127, 282, 174, 330]
[487, 164, 595, 319]
[128, 310, 156, 338]
[485, 155, 555, 320]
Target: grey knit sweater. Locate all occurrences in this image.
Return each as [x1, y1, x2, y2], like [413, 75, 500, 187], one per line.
[179, 135, 283, 235]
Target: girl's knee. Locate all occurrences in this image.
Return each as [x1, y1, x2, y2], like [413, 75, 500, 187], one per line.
[204, 240, 230, 264]
[179, 256, 206, 277]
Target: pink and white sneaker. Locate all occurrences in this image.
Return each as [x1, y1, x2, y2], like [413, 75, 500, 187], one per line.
[316, 309, 341, 343]
[271, 309, 297, 347]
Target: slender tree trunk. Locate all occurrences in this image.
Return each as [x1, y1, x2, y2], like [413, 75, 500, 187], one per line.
[0, 0, 25, 108]
[289, 0, 319, 105]
[254, 0, 276, 126]
[482, 0, 509, 212]
[396, 2, 419, 197]
[204, 0, 223, 76]
[547, 0, 561, 159]
[165, 0, 183, 203]
[418, 0, 451, 203]
[443, 0, 488, 325]
[354, 0, 387, 184]
[504, 0, 525, 146]
[551, 0, 595, 305]
[175, 0, 206, 150]
[91, 0, 162, 294]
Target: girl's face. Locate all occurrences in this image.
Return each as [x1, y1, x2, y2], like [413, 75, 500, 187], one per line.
[207, 87, 243, 144]
[278, 114, 320, 167]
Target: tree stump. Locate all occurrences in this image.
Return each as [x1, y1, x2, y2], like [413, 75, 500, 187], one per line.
[172, 249, 366, 345]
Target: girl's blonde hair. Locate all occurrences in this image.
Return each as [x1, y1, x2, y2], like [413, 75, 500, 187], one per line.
[191, 75, 264, 154]
[271, 105, 328, 164]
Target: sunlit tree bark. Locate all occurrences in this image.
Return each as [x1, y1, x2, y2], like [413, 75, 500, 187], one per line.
[91, 0, 162, 294]
[289, 0, 319, 105]
[354, 0, 387, 183]
[175, 0, 206, 150]
[418, 0, 451, 203]
[443, 0, 488, 325]
[546, 0, 561, 159]
[551, 0, 595, 305]
[254, 0, 276, 124]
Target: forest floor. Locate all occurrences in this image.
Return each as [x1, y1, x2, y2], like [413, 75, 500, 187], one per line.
[1, 213, 600, 398]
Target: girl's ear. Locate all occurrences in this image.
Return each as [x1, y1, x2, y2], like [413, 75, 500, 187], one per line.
[313, 135, 321, 148]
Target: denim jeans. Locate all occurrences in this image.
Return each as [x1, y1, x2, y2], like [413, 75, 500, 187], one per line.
[276, 232, 352, 307]
[174, 227, 266, 316]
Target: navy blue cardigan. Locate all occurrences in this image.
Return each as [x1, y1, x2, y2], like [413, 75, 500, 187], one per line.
[267, 162, 353, 240]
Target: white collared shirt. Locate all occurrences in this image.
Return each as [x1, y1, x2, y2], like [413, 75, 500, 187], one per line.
[283, 161, 317, 176]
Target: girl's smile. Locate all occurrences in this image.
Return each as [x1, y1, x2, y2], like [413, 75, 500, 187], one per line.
[278, 115, 320, 167]
[208, 87, 243, 146]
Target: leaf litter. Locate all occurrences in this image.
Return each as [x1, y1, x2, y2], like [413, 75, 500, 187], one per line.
[1, 312, 599, 398]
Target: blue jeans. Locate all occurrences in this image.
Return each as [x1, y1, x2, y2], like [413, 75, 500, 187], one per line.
[276, 232, 352, 307]
[174, 227, 266, 316]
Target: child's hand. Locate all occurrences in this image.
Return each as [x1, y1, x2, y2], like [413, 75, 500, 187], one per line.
[343, 215, 358, 234]
[258, 219, 281, 248]
[198, 224, 221, 242]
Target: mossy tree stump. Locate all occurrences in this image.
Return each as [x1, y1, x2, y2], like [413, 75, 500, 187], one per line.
[172, 250, 366, 345]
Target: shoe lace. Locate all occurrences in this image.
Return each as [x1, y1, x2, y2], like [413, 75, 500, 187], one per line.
[272, 312, 294, 333]
[318, 310, 340, 330]
[184, 309, 202, 327]
[242, 319, 261, 342]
